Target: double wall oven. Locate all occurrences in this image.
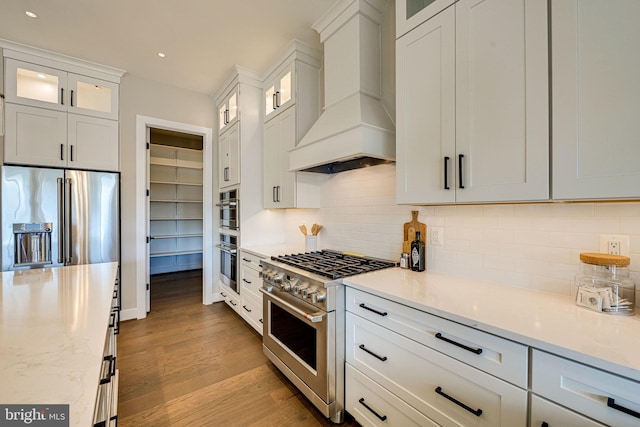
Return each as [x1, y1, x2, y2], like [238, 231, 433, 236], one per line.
[260, 251, 396, 424]
[217, 189, 239, 294]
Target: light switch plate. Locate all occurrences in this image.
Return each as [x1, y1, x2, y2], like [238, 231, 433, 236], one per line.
[431, 227, 444, 247]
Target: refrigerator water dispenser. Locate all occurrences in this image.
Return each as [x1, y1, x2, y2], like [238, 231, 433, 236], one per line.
[13, 223, 53, 267]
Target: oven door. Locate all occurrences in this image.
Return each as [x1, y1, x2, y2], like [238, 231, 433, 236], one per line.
[218, 189, 238, 230]
[261, 286, 333, 403]
[217, 234, 238, 294]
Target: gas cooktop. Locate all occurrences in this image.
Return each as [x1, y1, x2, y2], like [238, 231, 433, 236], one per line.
[270, 249, 397, 280]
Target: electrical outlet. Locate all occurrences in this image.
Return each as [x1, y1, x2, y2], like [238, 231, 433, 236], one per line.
[431, 227, 444, 247]
[599, 234, 630, 256]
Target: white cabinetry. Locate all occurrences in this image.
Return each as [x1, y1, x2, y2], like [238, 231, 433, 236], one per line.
[149, 144, 203, 274]
[218, 121, 240, 188]
[396, 0, 548, 204]
[396, 0, 456, 38]
[551, 0, 640, 200]
[345, 287, 528, 426]
[218, 86, 238, 133]
[532, 349, 640, 427]
[530, 394, 604, 427]
[239, 250, 265, 334]
[262, 41, 324, 209]
[3, 53, 120, 171]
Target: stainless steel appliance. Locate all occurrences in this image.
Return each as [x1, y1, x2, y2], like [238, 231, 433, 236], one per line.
[260, 250, 396, 423]
[217, 233, 238, 294]
[2, 165, 119, 271]
[217, 188, 238, 230]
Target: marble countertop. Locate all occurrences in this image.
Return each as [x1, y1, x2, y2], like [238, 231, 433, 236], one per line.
[0, 262, 119, 426]
[344, 268, 640, 382]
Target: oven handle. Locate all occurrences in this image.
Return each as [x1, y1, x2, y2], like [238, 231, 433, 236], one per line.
[259, 287, 325, 323]
[216, 244, 237, 254]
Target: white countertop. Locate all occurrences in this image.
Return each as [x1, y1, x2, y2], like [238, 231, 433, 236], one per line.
[241, 243, 305, 259]
[0, 262, 119, 426]
[344, 268, 640, 382]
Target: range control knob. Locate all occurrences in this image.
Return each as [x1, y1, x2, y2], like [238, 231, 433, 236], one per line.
[311, 292, 326, 304]
[280, 281, 291, 292]
[293, 282, 309, 295]
[302, 287, 316, 298]
[273, 272, 284, 285]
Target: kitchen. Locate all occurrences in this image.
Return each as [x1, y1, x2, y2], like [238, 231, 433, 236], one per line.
[1, 0, 640, 426]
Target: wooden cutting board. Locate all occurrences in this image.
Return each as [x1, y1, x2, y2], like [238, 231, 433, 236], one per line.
[402, 210, 427, 253]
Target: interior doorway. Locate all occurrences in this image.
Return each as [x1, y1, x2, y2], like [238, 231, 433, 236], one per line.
[135, 115, 214, 318]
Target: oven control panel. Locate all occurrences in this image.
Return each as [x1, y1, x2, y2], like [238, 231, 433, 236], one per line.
[261, 265, 331, 311]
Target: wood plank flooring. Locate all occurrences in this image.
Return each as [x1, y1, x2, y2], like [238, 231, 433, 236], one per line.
[118, 270, 360, 426]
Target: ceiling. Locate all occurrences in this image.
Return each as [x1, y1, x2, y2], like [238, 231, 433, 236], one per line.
[0, 0, 337, 95]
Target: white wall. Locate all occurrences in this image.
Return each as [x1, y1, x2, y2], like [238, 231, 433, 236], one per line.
[119, 74, 215, 314]
[284, 164, 640, 303]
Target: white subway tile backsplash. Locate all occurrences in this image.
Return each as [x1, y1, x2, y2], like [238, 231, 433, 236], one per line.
[282, 165, 640, 299]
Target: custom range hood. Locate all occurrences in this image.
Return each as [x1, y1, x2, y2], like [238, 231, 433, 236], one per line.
[289, 0, 395, 174]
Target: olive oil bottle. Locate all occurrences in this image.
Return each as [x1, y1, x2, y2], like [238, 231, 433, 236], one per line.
[410, 231, 425, 272]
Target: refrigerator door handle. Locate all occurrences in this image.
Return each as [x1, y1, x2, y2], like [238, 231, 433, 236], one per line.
[57, 178, 65, 264]
[65, 178, 73, 264]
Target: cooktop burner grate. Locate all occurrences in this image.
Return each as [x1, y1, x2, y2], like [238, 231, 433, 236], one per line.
[271, 250, 396, 279]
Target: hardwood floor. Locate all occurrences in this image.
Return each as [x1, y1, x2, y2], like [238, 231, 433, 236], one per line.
[118, 270, 360, 426]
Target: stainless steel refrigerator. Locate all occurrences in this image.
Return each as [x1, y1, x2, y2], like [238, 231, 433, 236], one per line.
[2, 165, 119, 271]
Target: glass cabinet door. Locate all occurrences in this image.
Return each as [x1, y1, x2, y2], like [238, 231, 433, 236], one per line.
[397, 0, 456, 37]
[227, 92, 237, 123]
[67, 74, 119, 120]
[279, 71, 292, 108]
[5, 58, 67, 111]
[265, 85, 276, 117]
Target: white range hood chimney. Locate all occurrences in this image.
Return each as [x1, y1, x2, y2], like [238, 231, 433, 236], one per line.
[289, 0, 395, 174]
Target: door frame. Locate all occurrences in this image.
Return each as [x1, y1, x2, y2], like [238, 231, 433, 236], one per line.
[135, 115, 215, 319]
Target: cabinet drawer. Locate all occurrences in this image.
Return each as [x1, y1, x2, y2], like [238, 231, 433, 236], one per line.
[346, 287, 528, 387]
[346, 364, 438, 427]
[530, 394, 604, 427]
[346, 312, 527, 426]
[239, 250, 264, 273]
[532, 349, 640, 427]
[240, 291, 263, 335]
[240, 263, 262, 299]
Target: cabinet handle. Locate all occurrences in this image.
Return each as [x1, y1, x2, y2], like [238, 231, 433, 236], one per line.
[435, 386, 482, 417]
[607, 397, 640, 419]
[272, 186, 277, 203]
[242, 278, 251, 284]
[458, 154, 465, 189]
[220, 292, 227, 298]
[359, 344, 387, 361]
[60, 144, 65, 161]
[358, 398, 387, 421]
[276, 186, 281, 202]
[242, 258, 252, 263]
[60, 88, 64, 105]
[70, 145, 74, 162]
[242, 305, 252, 313]
[230, 300, 237, 306]
[70, 89, 74, 107]
[444, 156, 450, 190]
[435, 332, 483, 355]
[358, 303, 388, 317]
[273, 93, 277, 110]
[259, 318, 263, 324]
[276, 91, 281, 108]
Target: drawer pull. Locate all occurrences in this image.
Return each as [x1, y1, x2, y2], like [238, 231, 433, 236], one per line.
[359, 344, 388, 362]
[607, 397, 640, 419]
[358, 398, 387, 421]
[435, 386, 482, 417]
[359, 303, 388, 317]
[242, 257, 252, 262]
[243, 278, 252, 284]
[242, 305, 252, 313]
[435, 332, 483, 355]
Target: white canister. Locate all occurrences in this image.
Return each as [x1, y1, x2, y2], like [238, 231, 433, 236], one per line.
[305, 235, 318, 252]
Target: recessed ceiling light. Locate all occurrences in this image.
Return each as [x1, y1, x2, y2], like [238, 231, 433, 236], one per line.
[25, 11, 38, 18]
[157, 52, 166, 58]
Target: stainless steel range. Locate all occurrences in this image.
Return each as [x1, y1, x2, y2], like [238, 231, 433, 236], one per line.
[260, 250, 396, 423]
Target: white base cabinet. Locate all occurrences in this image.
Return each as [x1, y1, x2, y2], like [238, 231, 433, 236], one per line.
[345, 287, 527, 427]
[220, 283, 240, 313]
[239, 250, 265, 334]
[530, 394, 604, 427]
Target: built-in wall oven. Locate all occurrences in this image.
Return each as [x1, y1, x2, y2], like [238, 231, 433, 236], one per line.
[217, 189, 239, 294]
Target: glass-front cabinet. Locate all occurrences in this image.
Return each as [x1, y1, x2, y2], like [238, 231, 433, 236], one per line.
[397, 0, 456, 37]
[218, 87, 238, 132]
[5, 58, 118, 120]
[264, 69, 293, 120]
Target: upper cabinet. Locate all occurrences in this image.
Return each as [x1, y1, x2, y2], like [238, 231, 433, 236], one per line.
[214, 68, 263, 191]
[218, 87, 238, 133]
[551, 0, 640, 200]
[3, 50, 122, 172]
[5, 58, 119, 120]
[264, 68, 294, 120]
[262, 41, 324, 209]
[396, 0, 549, 204]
